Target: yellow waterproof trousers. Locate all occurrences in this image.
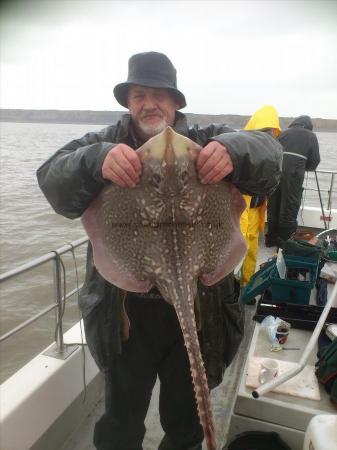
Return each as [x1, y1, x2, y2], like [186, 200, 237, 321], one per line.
[240, 195, 266, 286]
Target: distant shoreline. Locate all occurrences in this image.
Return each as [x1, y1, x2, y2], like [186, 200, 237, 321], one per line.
[1, 109, 336, 131]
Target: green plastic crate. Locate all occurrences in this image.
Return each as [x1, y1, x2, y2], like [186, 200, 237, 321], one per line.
[241, 258, 276, 303]
[270, 255, 319, 305]
[328, 250, 337, 261]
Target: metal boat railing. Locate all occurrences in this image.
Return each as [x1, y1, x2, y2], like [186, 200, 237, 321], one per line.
[302, 169, 336, 212]
[0, 237, 88, 359]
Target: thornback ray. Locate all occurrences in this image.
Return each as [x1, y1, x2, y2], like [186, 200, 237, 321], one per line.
[81, 126, 246, 450]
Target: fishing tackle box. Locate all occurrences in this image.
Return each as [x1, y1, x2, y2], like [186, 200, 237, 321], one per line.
[242, 254, 319, 305]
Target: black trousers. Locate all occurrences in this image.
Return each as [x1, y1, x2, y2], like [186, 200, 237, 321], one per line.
[266, 165, 305, 243]
[93, 294, 204, 450]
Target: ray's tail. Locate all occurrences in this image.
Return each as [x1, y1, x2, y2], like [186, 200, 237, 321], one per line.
[163, 282, 217, 450]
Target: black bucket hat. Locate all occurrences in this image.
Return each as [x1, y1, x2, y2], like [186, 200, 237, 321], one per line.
[113, 51, 186, 109]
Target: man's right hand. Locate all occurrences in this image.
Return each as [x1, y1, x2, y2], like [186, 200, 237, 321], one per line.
[102, 144, 142, 187]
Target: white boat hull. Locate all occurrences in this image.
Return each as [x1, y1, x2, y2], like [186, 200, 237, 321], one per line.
[298, 206, 337, 230]
[0, 322, 103, 450]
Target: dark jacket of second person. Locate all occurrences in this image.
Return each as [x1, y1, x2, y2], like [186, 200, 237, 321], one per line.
[279, 115, 320, 176]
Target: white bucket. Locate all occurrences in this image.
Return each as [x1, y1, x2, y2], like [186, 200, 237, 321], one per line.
[303, 414, 337, 450]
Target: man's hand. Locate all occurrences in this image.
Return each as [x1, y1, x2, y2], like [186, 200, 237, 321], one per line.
[197, 141, 233, 184]
[102, 144, 142, 187]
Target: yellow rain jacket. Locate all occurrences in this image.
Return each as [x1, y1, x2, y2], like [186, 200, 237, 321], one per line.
[244, 105, 281, 135]
[240, 105, 281, 285]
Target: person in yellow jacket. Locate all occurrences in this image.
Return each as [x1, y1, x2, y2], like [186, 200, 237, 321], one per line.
[240, 105, 281, 286]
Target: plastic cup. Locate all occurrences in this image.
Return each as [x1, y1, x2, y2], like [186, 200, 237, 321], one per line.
[276, 328, 289, 345]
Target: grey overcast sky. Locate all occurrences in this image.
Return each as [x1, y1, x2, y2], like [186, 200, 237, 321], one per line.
[1, 0, 337, 119]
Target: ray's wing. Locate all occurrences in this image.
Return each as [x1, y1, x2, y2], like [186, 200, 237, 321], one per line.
[81, 183, 153, 292]
[198, 182, 246, 285]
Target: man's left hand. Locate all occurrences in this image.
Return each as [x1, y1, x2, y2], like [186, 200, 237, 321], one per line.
[197, 141, 233, 184]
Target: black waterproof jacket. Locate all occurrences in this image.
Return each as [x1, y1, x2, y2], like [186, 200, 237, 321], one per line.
[37, 112, 282, 388]
[267, 115, 320, 241]
[279, 115, 320, 172]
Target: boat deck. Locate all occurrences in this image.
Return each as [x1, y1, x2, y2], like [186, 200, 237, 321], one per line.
[59, 242, 277, 450]
[228, 321, 337, 450]
[59, 306, 259, 450]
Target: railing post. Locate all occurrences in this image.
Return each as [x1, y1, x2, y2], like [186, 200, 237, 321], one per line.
[43, 251, 79, 360]
[327, 173, 335, 212]
[53, 252, 65, 354]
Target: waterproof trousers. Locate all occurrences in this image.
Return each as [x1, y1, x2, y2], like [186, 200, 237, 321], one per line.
[240, 196, 264, 286]
[266, 169, 304, 244]
[93, 294, 204, 450]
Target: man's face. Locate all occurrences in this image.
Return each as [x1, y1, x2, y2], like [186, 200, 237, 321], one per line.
[127, 85, 178, 140]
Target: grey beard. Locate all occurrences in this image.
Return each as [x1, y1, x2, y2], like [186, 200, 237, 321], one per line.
[137, 119, 168, 140]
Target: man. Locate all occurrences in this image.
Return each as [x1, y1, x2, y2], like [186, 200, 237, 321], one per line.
[265, 115, 320, 247]
[37, 51, 282, 450]
[239, 105, 281, 286]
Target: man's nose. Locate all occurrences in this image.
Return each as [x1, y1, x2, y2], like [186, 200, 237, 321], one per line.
[143, 95, 157, 109]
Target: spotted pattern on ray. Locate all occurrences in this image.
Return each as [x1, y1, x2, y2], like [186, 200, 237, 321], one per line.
[81, 127, 246, 450]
